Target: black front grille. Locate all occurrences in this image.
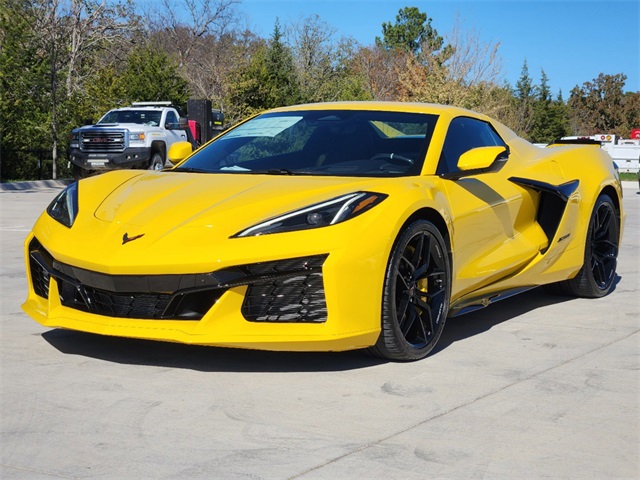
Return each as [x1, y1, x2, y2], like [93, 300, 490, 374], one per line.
[241, 259, 328, 323]
[57, 278, 174, 319]
[30, 254, 51, 298]
[80, 129, 126, 153]
[28, 238, 328, 323]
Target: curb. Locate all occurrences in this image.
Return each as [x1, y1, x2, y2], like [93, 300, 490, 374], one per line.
[0, 179, 73, 192]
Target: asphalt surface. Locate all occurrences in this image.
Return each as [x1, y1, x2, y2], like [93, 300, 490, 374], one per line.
[1, 181, 638, 479]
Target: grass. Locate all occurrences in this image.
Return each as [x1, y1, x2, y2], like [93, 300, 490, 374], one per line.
[619, 172, 639, 181]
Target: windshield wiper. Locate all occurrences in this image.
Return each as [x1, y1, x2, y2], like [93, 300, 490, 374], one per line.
[267, 168, 295, 175]
[172, 167, 211, 173]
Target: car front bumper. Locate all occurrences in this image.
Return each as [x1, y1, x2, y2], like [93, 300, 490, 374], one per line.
[22, 213, 388, 352]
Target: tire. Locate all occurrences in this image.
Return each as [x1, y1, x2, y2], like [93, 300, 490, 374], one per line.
[555, 193, 619, 298]
[148, 153, 164, 171]
[72, 164, 89, 181]
[369, 220, 451, 361]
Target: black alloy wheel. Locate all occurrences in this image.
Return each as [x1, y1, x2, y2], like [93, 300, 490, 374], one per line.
[559, 193, 619, 298]
[370, 220, 451, 361]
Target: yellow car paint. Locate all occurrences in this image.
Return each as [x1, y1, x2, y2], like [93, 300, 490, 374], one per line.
[22, 102, 624, 358]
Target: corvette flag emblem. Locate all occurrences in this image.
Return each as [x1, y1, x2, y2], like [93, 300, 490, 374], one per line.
[122, 232, 145, 245]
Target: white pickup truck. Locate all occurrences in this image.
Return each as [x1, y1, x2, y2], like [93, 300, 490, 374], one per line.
[68, 102, 192, 179]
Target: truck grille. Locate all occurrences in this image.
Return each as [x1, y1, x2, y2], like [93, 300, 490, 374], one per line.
[80, 129, 127, 153]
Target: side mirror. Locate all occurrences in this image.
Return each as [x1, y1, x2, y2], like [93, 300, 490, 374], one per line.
[457, 146, 508, 171]
[168, 141, 193, 165]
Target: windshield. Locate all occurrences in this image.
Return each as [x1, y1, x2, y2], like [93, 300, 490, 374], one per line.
[175, 110, 438, 177]
[98, 110, 162, 126]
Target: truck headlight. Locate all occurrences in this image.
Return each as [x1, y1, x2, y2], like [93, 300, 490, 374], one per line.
[69, 131, 79, 148]
[130, 132, 145, 142]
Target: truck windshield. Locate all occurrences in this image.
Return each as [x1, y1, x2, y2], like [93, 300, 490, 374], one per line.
[175, 110, 438, 177]
[98, 110, 162, 126]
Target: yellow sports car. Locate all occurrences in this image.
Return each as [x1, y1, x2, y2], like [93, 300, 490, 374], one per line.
[23, 102, 624, 361]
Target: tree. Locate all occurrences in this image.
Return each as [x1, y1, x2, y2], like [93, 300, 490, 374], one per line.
[513, 60, 535, 139]
[395, 15, 505, 116]
[1, 0, 136, 180]
[265, 19, 299, 107]
[225, 43, 267, 121]
[286, 15, 370, 103]
[530, 69, 568, 143]
[375, 6, 444, 55]
[568, 73, 632, 136]
[120, 45, 189, 107]
[0, 0, 51, 180]
[351, 44, 404, 101]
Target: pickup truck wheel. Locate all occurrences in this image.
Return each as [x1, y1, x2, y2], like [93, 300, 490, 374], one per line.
[72, 165, 89, 180]
[149, 153, 164, 171]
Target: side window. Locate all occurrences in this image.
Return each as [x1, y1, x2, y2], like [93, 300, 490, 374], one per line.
[437, 117, 507, 175]
[165, 111, 178, 128]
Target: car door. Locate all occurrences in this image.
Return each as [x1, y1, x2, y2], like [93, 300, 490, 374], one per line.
[164, 110, 187, 148]
[438, 116, 545, 300]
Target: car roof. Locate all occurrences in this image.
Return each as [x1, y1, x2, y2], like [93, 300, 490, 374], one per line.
[268, 101, 483, 118]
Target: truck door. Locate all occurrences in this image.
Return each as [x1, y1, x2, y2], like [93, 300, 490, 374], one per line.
[164, 110, 187, 148]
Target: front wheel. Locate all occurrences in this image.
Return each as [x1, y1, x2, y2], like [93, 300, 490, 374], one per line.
[556, 193, 619, 297]
[148, 153, 164, 171]
[370, 220, 451, 361]
[72, 164, 89, 181]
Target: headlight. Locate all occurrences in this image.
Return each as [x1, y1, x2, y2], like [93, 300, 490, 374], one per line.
[47, 182, 79, 228]
[234, 191, 387, 237]
[69, 131, 79, 148]
[130, 132, 145, 142]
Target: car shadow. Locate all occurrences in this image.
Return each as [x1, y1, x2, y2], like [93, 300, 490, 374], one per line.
[432, 274, 622, 356]
[41, 279, 620, 372]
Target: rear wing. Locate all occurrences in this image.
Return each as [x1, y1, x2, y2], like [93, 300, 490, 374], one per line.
[546, 138, 601, 148]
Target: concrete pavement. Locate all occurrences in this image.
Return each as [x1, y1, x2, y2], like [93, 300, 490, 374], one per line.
[1, 182, 638, 479]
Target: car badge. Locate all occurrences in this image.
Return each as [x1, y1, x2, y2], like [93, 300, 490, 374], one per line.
[122, 232, 145, 245]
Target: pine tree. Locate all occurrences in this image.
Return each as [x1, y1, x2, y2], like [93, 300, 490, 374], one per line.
[265, 20, 299, 107]
[513, 60, 535, 139]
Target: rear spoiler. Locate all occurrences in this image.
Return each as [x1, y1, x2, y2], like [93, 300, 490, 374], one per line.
[546, 138, 601, 147]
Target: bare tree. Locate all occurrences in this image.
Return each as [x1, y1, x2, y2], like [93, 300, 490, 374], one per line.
[397, 15, 506, 115]
[25, 0, 135, 178]
[146, 0, 240, 108]
[150, 0, 239, 66]
[66, 0, 135, 97]
[351, 44, 404, 101]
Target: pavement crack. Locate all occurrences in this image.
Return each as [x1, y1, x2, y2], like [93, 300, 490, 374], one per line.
[288, 328, 640, 479]
[1, 463, 79, 479]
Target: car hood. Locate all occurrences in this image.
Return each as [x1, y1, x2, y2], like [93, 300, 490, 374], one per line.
[91, 170, 379, 236]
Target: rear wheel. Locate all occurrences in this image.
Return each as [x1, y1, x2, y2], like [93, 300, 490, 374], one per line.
[556, 193, 619, 297]
[149, 153, 164, 171]
[370, 220, 450, 361]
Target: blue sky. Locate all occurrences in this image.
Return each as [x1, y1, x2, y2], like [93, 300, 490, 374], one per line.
[240, 0, 639, 97]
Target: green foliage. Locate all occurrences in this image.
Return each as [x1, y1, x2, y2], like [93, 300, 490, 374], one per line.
[226, 43, 271, 120]
[122, 46, 189, 109]
[376, 6, 444, 55]
[0, 0, 54, 180]
[568, 73, 637, 136]
[1, 2, 636, 181]
[226, 20, 301, 120]
[530, 70, 568, 143]
[265, 20, 300, 107]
